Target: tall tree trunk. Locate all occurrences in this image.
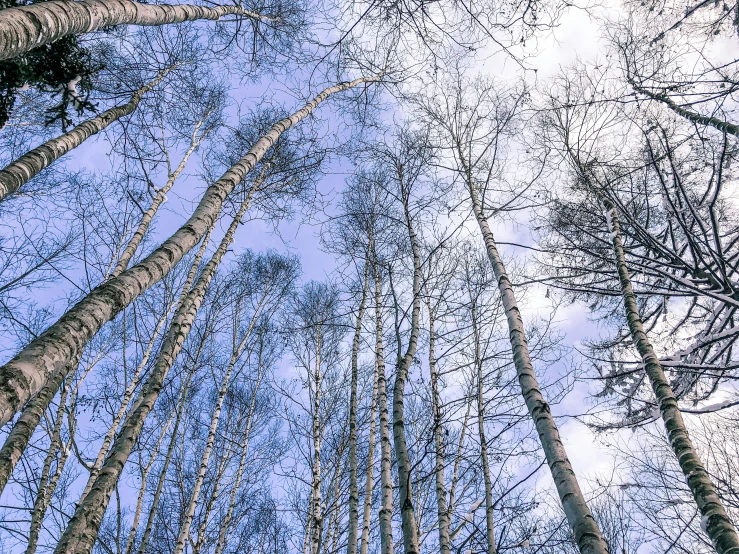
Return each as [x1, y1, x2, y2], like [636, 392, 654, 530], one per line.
[52, 183, 255, 554]
[172, 287, 267, 554]
[110, 117, 206, 278]
[426, 300, 451, 554]
[0, 0, 275, 62]
[0, 128, 199, 495]
[359, 341, 380, 554]
[212, 348, 266, 554]
[347, 261, 370, 554]
[374, 256, 394, 554]
[123, 407, 177, 554]
[310, 331, 324, 554]
[134, 359, 201, 554]
[629, 80, 739, 139]
[24, 372, 71, 554]
[0, 69, 170, 202]
[447, 394, 472, 542]
[77, 309, 170, 505]
[471, 302, 496, 554]
[0, 76, 377, 428]
[605, 200, 739, 554]
[393, 188, 421, 554]
[464, 174, 609, 554]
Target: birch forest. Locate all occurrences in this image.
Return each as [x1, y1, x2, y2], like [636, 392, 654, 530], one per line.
[0, 0, 738, 552]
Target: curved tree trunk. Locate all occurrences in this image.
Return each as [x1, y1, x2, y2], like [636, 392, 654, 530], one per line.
[347, 262, 370, 554]
[464, 175, 609, 554]
[373, 256, 394, 554]
[392, 187, 422, 554]
[605, 201, 739, 554]
[0, 0, 275, 62]
[0, 76, 377, 428]
[0, 69, 170, 202]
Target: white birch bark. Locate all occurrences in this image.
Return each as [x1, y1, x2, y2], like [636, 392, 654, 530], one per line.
[393, 188, 421, 554]
[471, 301, 496, 554]
[212, 351, 266, 554]
[463, 173, 609, 554]
[347, 262, 370, 554]
[122, 408, 176, 554]
[172, 283, 269, 554]
[605, 201, 739, 554]
[52, 188, 250, 554]
[0, 69, 170, 202]
[426, 299, 451, 554]
[310, 330, 324, 554]
[0, 76, 377, 428]
[0, 0, 276, 62]
[374, 256, 394, 554]
[359, 345, 380, 554]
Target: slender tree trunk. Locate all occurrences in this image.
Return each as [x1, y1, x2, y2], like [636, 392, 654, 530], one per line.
[0, 76, 377, 428]
[212, 350, 266, 554]
[426, 301, 451, 554]
[448, 394, 471, 521]
[605, 201, 739, 554]
[393, 189, 421, 554]
[0, 0, 275, 62]
[629, 80, 739, 138]
[77, 309, 170, 505]
[310, 332, 324, 554]
[122, 407, 176, 554]
[464, 175, 609, 554]
[347, 262, 370, 554]
[192, 446, 229, 554]
[52, 183, 255, 554]
[359, 345, 380, 554]
[110, 118, 206, 278]
[374, 257, 394, 554]
[135, 359, 200, 554]
[172, 288, 266, 554]
[24, 373, 71, 554]
[0, 69, 170, 202]
[471, 302, 496, 554]
[0, 126, 199, 495]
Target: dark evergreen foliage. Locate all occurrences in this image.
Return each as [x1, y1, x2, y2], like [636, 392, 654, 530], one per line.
[0, 0, 102, 129]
